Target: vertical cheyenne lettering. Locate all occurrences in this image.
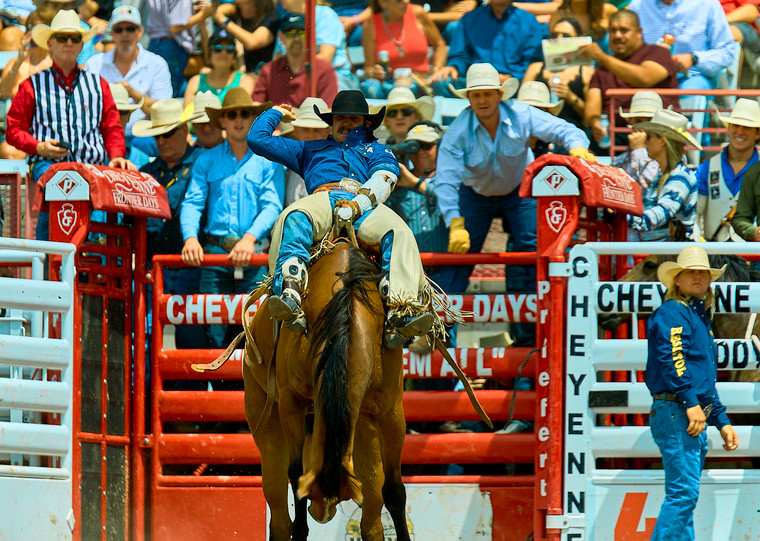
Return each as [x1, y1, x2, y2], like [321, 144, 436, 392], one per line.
[670, 326, 685, 376]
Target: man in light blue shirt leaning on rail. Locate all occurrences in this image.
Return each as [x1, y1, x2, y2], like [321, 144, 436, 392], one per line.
[436, 62, 594, 346]
[180, 88, 284, 351]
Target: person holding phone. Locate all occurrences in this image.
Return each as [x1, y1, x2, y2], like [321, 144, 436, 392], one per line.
[5, 10, 132, 240]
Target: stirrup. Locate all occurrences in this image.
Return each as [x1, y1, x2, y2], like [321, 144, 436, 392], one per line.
[269, 289, 306, 333]
[384, 312, 434, 349]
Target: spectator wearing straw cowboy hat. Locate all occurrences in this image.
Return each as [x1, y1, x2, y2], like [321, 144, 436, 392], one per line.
[185, 90, 224, 150]
[85, 6, 173, 140]
[629, 108, 702, 242]
[645, 244, 738, 541]
[134, 98, 208, 351]
[515, 80, 563, 158]
[110, 83, 143, 130]
[436, 63, 593, 346]
[696, 98, 760, 242]
[181, 87, 283, 351]
[5, 9, 130, 239]
[612, 90, 664, 195]
[382, 86, 435, 151]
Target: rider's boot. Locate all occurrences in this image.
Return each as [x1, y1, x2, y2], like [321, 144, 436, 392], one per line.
[268, 257, 308, 333]
[379, 273, 434, 349]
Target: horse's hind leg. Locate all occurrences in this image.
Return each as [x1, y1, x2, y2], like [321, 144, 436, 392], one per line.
[379, 403, 412, 541]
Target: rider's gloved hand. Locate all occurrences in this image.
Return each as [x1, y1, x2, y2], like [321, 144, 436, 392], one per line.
[448, 217, 471, 253]
[569, 147, 598, 163]
[334, 199, 362, 222]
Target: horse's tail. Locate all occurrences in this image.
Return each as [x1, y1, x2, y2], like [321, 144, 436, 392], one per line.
[310, 248, 379, 501]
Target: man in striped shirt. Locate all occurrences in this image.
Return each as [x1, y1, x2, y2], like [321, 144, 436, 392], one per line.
[5, 10, 130, 239]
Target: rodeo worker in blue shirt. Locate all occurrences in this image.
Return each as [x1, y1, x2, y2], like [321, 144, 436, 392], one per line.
[645, 245, 739, 541]
[180, 88, 284, 350]
[436, 63, 595, 346]
[247, 90, 435, 349]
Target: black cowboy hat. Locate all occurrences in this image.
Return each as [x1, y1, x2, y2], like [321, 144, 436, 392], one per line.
[314, 90, 385, 131]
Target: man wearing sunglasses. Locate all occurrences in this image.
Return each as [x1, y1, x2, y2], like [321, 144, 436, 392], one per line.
[6, 10, 131, 240]
[248, 90, 436, 349]
[85, 6, 172, 148]
[252, 14, 338, 108]
[181, 88, 284, 351]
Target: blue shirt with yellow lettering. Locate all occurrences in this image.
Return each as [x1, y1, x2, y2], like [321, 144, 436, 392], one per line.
[645, 297, 731, 429]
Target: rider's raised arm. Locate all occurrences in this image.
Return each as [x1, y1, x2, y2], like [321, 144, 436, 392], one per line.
[247, 108, 307, 175]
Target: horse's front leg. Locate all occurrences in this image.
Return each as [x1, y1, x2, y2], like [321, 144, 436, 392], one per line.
[244, 362, 291, 541]
[279, 391, 310, 541]
[378, 401, 411, 541]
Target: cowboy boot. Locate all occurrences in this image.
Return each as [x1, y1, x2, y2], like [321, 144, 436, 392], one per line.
[268, 257, 307, 333]
[378, 273, 434, 349]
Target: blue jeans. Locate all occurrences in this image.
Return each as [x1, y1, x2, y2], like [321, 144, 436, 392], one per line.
[148, 39, 188, 98]
[649, 399, 708, 541]
[200, 244, 267, 349]
[272, 193, 394, 294]
[361, 78, 421, 99]
[445, 184, 536, 295]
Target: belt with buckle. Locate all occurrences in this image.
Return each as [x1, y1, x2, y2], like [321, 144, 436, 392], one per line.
[652, 391, 680, 403]
[314, 177, 362, 194]
[206, 234, 241, 252]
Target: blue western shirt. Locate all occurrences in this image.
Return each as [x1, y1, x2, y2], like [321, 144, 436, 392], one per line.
[446, 4, 547, 80]
[248, 109, 400, 194]
[180, 140, 284, 242]
[435, 101, 589, 225]
[645, 297, 731, 429]
[386, 177, 448, 253]
[142, 145, 205, 256]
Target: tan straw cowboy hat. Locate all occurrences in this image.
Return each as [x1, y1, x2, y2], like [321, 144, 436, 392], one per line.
[32, 10, 97, 51]
[449, 63, 519, 101]
[657, 245, 726, 290]
[633, 108, 703, 150]
[384, 87, 435, 121]
[292, 97, 329, 128]
[132, 99, 204, 137]
[719, 98, 760, 128]
[109, 83, 143, 112]
[183, 91, 222, 124]
[619, 90, 663, 120]
[205, 87, 272, 129]
[516, 81, 563, 116]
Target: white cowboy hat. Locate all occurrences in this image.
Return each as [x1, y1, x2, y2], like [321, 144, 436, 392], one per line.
[516, 81, 563, 116]
[292, 97, 329, 128]
[132, 99, 204, 137]
[449, 63, 519, 101]
[384, 87, 435, 121]
[109, 83, 143, 112]
[657, 245, 726, 290]
[619, 90, 663, 120]
[32, 10, 97, 51]
[633, 108, 703, 150]
[183, 91, 222, 124]
[719, 98, 760, 128]
[405, 124, 441, 144]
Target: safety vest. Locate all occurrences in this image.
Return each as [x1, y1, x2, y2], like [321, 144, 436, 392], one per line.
[703, 152, 756, 241]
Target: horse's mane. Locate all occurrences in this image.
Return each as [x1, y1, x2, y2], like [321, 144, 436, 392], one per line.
[309, 245, 381, 500]
[708, 254, 760, 282]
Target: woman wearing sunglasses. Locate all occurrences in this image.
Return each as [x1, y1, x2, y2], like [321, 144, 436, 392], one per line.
[361, 0, 446, 98]
[522, 17, 595, 153]
[381, 87, 434, 159]
[183, 29, 254, 107]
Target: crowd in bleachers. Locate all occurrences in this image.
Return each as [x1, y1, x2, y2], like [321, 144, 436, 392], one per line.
[3, 0, 760, 437]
